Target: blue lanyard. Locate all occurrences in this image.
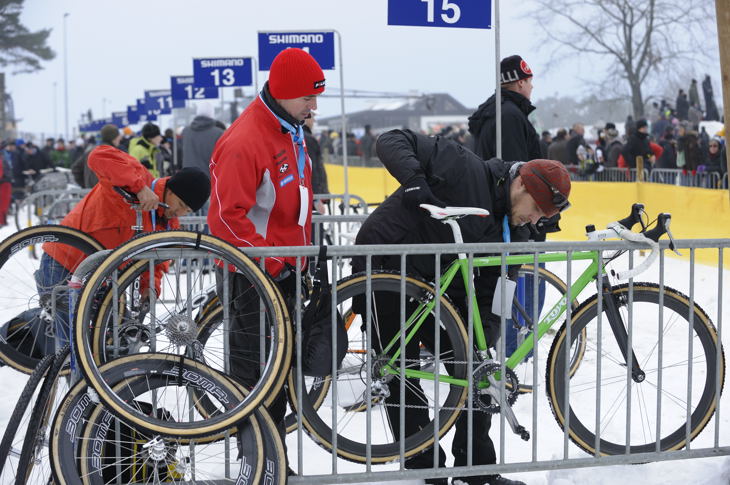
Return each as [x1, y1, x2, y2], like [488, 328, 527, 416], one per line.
[260, 95, 306, 179]
[502, 215, 511, 243]
[150, 178, 161, 231]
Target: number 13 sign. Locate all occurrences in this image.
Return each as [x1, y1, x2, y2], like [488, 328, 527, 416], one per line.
[388, 0, 491, 29]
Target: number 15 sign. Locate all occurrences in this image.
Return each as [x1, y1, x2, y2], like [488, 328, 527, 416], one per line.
[388, 0, 491, 29]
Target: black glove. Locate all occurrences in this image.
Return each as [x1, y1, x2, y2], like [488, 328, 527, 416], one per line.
[402, 175, 444, 209]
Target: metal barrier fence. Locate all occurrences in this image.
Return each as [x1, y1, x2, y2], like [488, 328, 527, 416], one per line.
[228, 238, 728, 484]
[15, 188, 90, 228]
[578, 167, 649, 183]
[649, 169, 727, 189]
[26, 216, 727, 483]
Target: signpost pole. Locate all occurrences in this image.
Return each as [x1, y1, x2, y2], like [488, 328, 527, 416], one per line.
[715, 0, 730, 197]
[495, 0, 501, 160]
[334, 30, 349, 213]
[252, 57, 259, 95]
[173, 108, 178, 172]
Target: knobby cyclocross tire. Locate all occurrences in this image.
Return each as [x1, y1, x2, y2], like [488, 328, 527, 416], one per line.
[0, 225, 103, 374]
[0, 352, 54, 478]
[73, 231, 288, 437]
[511, 264, 585, 393]
[288, 271, 469, 464]
[546, 283, 725, 456]
[49, 353, 281, 484]
[13, 345, 70, 485]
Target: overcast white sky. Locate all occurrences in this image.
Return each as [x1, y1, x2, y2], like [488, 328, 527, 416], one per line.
[5, 0, 721, 139]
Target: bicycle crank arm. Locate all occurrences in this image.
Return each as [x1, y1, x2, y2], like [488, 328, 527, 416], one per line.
[484, 377, 531, 441]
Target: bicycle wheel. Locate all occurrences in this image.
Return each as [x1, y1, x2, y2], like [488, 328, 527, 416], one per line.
[0, 353, 54, 481]
[546, 283, 725, 456]
[13, 346, 69, 485]
[50, 354, 285, 485]
[288, 271, 469, 464]
[73, 231, 290, 437]
[511, 264, 584, 393]
[0, 225, 103, 374]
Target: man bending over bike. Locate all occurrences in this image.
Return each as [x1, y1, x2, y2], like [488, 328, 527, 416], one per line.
[39, 144, 210, 351]
[354, 128, 571, 485]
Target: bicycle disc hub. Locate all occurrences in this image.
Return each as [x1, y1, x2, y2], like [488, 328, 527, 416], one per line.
[143, 437, 168, 462]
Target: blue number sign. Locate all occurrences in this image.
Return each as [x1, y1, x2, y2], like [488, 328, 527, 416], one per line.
[258, 32, 335, 71]
[111, 111, 128, 127]
[388, 0, 491, 29]
[171, 75, 219, 101]
[193, 57, 253, 88]
[144, 89, 173, 115]
[127, 105, 140, 124]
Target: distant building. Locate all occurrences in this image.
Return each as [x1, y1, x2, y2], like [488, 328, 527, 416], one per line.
[317, 93, 473, 134]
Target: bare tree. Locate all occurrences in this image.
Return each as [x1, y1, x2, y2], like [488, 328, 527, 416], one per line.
[527, 0, 715, 118]
[0, 0, 55, 74]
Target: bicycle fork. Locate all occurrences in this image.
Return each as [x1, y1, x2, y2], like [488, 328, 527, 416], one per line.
[600, 276, 646, 383]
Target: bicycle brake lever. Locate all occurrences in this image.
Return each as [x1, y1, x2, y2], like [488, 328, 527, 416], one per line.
[665, 224, 681, 256]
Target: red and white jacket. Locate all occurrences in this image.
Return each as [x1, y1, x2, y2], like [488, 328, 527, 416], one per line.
[207, 96, 313, 277]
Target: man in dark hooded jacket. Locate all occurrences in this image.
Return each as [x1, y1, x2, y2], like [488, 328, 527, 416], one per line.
[182, 101, 225, 175]
[468, 55, 541, 163]
[354, 128, 571, 485]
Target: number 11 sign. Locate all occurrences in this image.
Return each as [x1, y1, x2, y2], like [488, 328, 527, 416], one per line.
[388, 0, 491, 29]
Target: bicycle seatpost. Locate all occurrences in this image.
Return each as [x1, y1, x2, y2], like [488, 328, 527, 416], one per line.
[113, 186, 169, 234]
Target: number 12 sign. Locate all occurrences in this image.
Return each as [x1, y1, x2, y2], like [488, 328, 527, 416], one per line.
[388, 0, 491, 29]
[193, 57, 253, 88]
[171, 76, 219, 101]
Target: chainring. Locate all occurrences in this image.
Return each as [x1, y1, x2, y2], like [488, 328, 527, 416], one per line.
[472, 361, 520, 414]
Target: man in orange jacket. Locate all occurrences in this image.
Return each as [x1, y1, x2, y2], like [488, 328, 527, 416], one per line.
[38, 144, 211, 349]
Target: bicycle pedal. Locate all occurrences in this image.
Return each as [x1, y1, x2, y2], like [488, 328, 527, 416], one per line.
[515, 425, 530, 441]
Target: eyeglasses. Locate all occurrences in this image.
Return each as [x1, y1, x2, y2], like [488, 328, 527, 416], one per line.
[710, 144, 720, 148]
[531, 168, 571, 213]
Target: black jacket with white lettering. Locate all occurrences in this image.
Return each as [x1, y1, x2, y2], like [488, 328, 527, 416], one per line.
[354, 130, 529, 317]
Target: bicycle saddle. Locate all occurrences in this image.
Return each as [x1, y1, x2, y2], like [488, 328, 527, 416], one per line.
[419, 204, 490, 220]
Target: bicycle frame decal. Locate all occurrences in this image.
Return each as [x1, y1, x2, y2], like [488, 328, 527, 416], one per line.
[382, 251, 601, 388]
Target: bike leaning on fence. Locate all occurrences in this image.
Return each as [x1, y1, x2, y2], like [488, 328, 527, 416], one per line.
[289, 203, 726, 463]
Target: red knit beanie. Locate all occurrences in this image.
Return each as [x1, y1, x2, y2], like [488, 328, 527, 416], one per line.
[269, 48, 326, 99]
[520, 159, 571, 217]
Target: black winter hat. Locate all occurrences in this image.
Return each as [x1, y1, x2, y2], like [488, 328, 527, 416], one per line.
[166, 167, 211, 212]
[636, 119, 649, 130]
[141, 123, 162, 140]
[500, 55, 533, 84]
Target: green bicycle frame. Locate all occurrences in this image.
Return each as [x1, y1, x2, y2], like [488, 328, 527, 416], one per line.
[379, 250, 602, 387]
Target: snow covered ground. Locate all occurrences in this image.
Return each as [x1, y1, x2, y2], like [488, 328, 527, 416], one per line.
[0, 220, 728, 484]
[284, 250, 730, 485]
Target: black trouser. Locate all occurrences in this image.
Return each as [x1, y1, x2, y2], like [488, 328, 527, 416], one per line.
[215, 268, 299, 443]
[368, 288, 497, 474]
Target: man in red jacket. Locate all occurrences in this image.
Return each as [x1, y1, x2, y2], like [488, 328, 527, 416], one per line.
[208, 48, 325, 444]
[39, 144, 210, 349]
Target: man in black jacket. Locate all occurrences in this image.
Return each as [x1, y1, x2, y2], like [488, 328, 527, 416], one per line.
[354, 129, 571, 485]
[621, 119, 654, 169]
[468, 55, 541, 162]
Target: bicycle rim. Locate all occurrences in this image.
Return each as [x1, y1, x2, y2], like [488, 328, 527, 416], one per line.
[0, 225, 102, 374]
[49, 354, 278, 484]
[546, 283, 725, 455]
[74, 231, 290, 437]
[511, 264, 584, 393]
[289, 272, 469, 464]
